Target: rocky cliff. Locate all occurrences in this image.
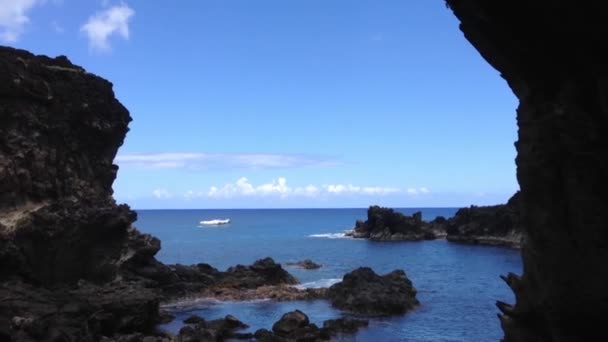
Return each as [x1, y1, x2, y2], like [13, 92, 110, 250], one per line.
[446, 1, 608, 341]
[0, 46, 301, 341]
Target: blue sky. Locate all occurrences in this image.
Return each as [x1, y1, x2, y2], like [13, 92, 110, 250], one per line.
[2, 0, 519, 208]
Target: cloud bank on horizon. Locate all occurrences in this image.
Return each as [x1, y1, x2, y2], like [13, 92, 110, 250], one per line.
[151, 176, 429, 201]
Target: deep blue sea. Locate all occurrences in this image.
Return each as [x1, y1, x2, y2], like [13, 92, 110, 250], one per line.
[135, 208, 521, 342]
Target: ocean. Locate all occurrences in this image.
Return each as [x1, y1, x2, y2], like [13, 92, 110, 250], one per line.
[135, 208, 521, 342]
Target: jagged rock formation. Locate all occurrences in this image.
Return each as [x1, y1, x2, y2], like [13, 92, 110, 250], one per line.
[327, 267, 419, 315]
[349, 198, 522, 247]
[446, 192, 522, 247]
[347, 206, 446, 240]
[446, 1, 608, 341]
[0, 46, 299, 341]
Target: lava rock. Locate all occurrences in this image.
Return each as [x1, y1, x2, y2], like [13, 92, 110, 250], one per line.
[328, 267, 419, 315]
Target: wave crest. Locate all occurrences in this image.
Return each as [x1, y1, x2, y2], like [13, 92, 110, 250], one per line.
[294, 278, 342, 289]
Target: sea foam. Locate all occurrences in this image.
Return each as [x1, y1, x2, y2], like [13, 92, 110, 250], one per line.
[294, 278, 342, 289]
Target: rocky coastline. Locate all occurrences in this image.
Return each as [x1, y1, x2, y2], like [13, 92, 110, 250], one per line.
[0, 46, 420, 341]
[347, 192, 522, 248]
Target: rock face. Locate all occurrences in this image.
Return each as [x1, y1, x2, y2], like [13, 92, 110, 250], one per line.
[327, 267, 419, 315]
[349, 206, 445, 240]
[446, 192, 522, 247]
[446, 1, 608, 341]
[0, 46, 164, 341]
[0, 47, 300, 341]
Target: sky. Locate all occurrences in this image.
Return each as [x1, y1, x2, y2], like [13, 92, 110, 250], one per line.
[1, 0, 520, 209]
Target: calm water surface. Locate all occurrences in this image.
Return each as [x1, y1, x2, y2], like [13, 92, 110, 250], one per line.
[135, 209, 521, 342]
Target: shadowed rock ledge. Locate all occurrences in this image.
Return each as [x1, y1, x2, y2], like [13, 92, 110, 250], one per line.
[446, 1, 608, 341]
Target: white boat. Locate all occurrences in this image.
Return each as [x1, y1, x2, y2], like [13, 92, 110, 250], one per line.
[199, 219, 231, 225]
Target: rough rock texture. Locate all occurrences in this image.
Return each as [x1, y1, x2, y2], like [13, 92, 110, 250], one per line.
[327, 267, 419, 315]
[349, 201, 521, 247]
[446, 192, 522, 247]
[0, 47, 301, 341]
[254, 310, 368, 342]
[175, 314, 251, 341]
[446, 1, 608, 341]
[348, 206, 444, 240]
[0, 46, 164, 341]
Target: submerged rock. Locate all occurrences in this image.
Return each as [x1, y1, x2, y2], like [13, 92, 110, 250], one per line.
[327, 267, 419, 315]
[286, 259, 322, 269]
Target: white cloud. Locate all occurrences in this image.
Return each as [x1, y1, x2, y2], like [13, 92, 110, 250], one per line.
[152, 188, 172, 199]
[81, 3, 134, 51]
[115, 152, 338, 170]
[0, 0, 39, 42]
[199, 178, 416, 200]
[208, 177, 292, 199]
[324, 184, 400, 196]
[294, 185, 320, 197]
[407, 187, 431, 195]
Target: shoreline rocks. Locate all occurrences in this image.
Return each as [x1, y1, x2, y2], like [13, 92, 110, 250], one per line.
[349, 193, 522, 248]
[327, 267, 419, 316]
[253, 310, 368, 341]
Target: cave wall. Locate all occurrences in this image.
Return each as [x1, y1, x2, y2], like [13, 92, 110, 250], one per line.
[445, 1, 608, 341]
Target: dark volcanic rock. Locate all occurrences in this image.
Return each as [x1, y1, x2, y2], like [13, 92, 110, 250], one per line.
[176, 315, 249, 341]
[327, 267, 419, 315]
[0, 46, 299, 341]
[222, 257, 298, 289]
[0, 46, 163, 341]
[272, 310, 311, 337]
[257, 311, 368, 341]
[446, 1, 608, 341]
[286, 259, 322, 269]
[349, 197, 521, 247]
[446, 192, 522, 247]
[349, 206, 443, 240]
[322, 318, 368, 335]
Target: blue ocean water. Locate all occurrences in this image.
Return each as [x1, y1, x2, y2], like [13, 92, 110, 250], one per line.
[135, 208, 521, 342]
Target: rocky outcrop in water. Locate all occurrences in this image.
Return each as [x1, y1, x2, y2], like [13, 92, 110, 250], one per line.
[347, 206, 446, 240]
[327, 267, 419, 315]
[349, 197, 522, 247]
[446, 192, 522, 247]
[446, 1, 608, 341]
